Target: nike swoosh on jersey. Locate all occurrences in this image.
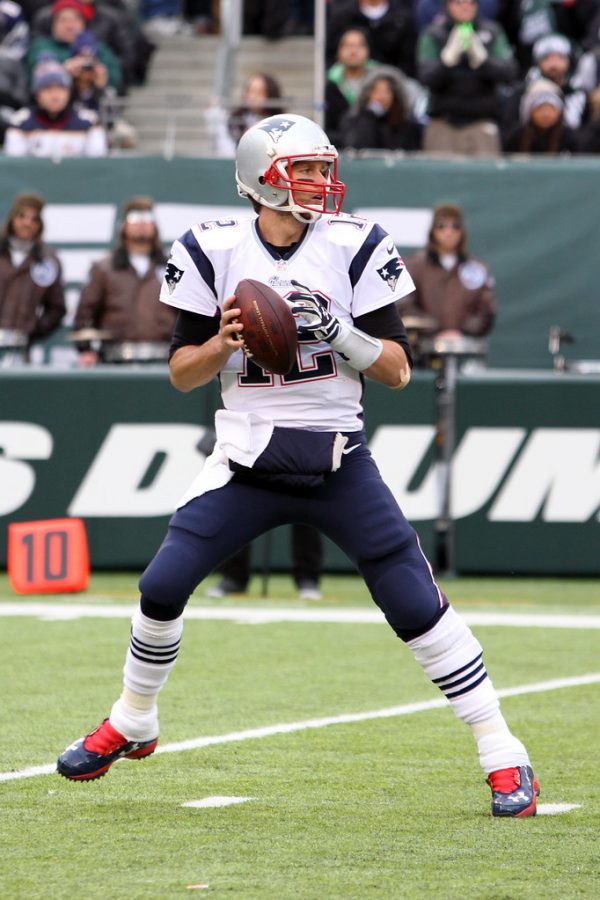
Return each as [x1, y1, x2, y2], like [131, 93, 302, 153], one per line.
[342, 444, 361, 455]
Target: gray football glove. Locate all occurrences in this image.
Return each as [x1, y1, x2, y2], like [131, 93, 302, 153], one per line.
[287, 280, 383, 372]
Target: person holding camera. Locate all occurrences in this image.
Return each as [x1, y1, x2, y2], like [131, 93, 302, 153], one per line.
[26, 0, 122, 93]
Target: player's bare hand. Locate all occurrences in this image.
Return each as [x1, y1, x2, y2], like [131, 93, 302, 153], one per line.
[220, 294, 244, 350]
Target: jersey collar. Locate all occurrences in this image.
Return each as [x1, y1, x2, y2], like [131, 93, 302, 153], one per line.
[253, 218, 312, 261]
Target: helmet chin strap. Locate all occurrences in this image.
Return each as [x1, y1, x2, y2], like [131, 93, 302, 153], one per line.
[291, 206, 321, 224]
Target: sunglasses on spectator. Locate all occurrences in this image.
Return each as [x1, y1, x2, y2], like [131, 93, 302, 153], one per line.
[434, 221, 462, 230]
[126, 211, 155, 224]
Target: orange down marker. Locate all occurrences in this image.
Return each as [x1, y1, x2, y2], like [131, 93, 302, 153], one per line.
[8, 518, 89, 594]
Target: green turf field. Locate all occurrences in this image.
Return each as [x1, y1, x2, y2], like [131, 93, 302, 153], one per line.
[1, 573, 599, 899]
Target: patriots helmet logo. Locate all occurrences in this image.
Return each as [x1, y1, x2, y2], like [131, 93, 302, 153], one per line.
[165, 260, 184, 294]
[259, 117, 295, 144]
[377, 256, 404, 292]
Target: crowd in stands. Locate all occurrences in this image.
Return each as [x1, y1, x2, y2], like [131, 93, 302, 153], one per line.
[0, 0, 154, 154]
[324, 0, 600, 155]
[3, 0, 600, 158]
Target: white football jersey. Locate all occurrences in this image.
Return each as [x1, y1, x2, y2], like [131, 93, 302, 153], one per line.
[160, 212, 414, 431]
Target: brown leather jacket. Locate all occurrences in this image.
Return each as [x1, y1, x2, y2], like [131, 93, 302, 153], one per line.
[0, 247, 66, 340]
[74, 253, 177, 342]
[401, 249, 496, 336]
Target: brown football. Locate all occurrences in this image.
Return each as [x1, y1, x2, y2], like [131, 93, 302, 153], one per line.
[234, 278, 298, 375]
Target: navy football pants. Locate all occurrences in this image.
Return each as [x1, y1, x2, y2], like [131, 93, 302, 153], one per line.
[139, 438, 446, 639]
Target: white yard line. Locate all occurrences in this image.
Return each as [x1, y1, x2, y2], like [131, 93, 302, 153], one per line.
[1, 672, 598, 784]
[1, 601, 599, 629]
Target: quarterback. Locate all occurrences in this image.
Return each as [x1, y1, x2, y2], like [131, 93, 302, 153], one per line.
[57, 114, 538, 817]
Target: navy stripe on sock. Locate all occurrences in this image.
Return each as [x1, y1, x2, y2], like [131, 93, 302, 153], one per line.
[432, 652, 483, 684]
[130, 636, 181, 654]
[129, 647, 179, 666]
[445, 671, 489, 699]
[436, 661, 486, 693]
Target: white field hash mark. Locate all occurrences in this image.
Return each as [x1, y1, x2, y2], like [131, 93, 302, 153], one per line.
[537, 803, 582, 815]
[1, 672, 598, 784]
[1, 601, 600, 629]
[182, 796, 252, 808]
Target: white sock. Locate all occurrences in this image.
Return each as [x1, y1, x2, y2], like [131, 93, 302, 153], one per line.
[108, 608, 183, 741]
[471, 714, 531, 775]
[407, 606, 530, 773]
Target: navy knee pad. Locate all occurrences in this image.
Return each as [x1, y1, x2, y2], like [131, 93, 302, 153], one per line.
[139, 527, 207, 614]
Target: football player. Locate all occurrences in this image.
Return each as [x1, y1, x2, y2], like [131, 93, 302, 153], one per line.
[57, 114, 538, 817]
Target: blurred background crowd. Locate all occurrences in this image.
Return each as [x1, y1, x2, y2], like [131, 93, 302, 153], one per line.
[2, 0, 600, 156]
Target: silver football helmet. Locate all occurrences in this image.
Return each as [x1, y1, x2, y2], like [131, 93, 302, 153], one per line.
[235, 114, 346, 223]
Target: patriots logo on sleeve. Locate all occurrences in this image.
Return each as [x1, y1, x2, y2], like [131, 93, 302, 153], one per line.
[377, 256, 404, 292]
[165, 260, 184, 294]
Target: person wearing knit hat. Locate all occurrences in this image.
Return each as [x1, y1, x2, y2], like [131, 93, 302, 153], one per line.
[29, 0, 154, 92]
[0, 192, 66, 348]
[26, 0, 122, 91]
[72, 196, 176, 366]
[519, 76, 564, 123]
[532, 33, 571, 65]
[503, 76, 580, 153]
[4, 49, 108, 157]
[31, 54, 72, 94]
[499, 30, 587, 143]
[528, 33, 587, 130]
[400, 202, 496, 365]
[51, 0, 94, 21]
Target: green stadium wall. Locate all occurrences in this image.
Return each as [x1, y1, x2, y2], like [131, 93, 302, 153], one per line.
[1, 369, 598, 575]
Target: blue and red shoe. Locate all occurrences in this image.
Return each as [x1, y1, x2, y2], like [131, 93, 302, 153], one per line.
[57, 718, 158, 781]
[487, 765, 540, 817]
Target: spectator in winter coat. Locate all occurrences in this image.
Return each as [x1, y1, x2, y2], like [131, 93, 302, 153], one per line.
[27, 0, 121, 91]
[400, 202, 496, 364]
[530, 33, 588, 129]
[325, 28, 378, 146]
[73, 196, 176, 366]
[0, 192, 66, 346]
[338, 66, 422, 150]
[4, 52, 107, 155]
[30, 0, 147, 89]
[417, 0, 517, 155]
[503, 76, 579, 154]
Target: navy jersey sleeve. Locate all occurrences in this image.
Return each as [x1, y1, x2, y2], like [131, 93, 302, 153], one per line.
[168, 309, 220, 360]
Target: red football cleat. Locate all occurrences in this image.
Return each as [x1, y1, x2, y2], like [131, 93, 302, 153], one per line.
[57, 718, 158, 781]
[487, 765, 540, 817]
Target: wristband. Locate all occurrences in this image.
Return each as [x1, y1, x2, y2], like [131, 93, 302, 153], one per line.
[330, 320, 383, 371]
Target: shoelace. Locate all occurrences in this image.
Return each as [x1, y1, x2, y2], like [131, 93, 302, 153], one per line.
[487, 767, 520, 793]
[84, 719, 127, 754]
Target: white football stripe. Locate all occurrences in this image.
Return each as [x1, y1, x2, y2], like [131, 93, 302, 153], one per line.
[182, 796, 252, 808]
[1, 602, 599, 629]
[537, 803, 582, 815]
[1, 672, 598, 784]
